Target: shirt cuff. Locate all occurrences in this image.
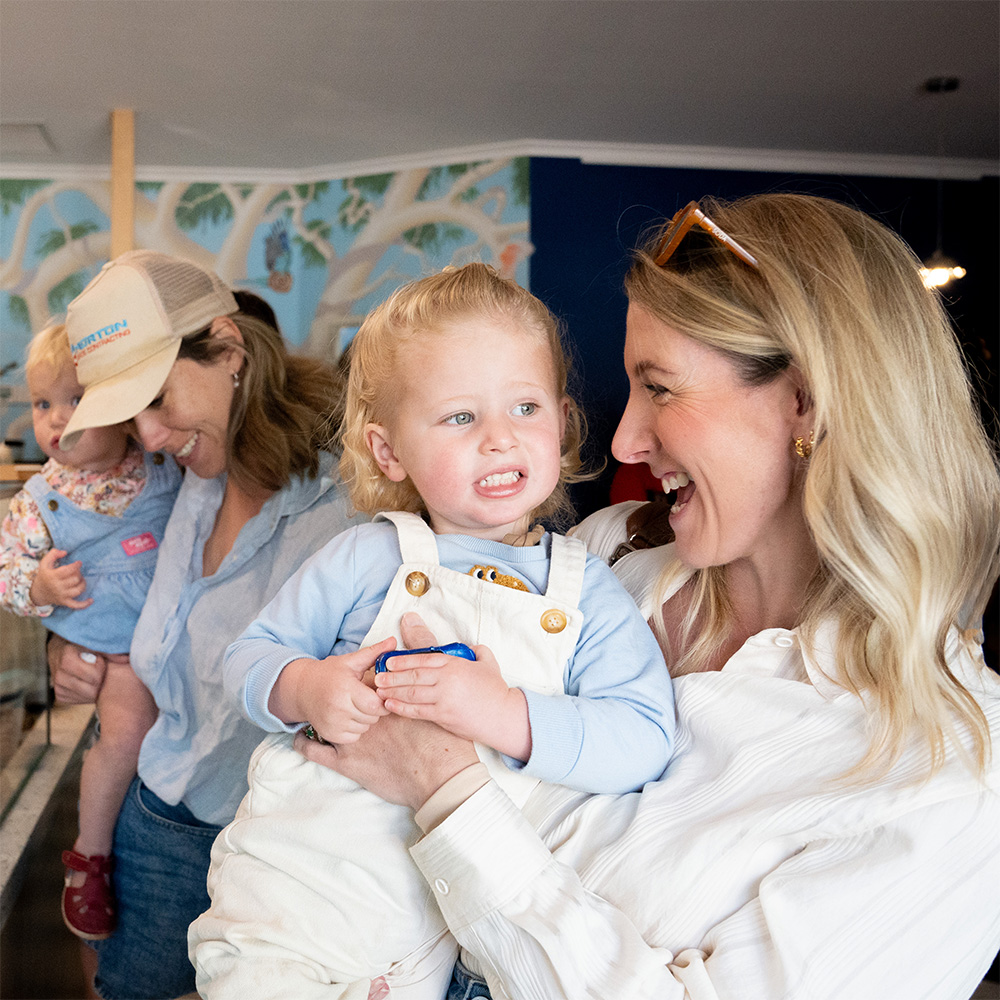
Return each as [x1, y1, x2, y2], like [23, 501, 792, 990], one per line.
[410, 779, 555, 926]
[414, 761, 491, 833]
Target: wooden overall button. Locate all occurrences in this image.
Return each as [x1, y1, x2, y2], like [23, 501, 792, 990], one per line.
[405, 571, 429, 596]
[153, 452, 165, 464]
[47, 499, 59, 511]
[540, 609, 567, 633]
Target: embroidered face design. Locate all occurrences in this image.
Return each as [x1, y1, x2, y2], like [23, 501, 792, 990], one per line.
[468, 564, 529, 591]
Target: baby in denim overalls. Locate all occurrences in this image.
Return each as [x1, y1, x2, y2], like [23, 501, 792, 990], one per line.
[192, 265, 677, 999]
[0, 323, 180, 941]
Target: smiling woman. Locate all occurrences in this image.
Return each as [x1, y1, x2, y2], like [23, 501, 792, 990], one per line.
[46, 252, 356, 1000]
[263, 195, 1000, 1000]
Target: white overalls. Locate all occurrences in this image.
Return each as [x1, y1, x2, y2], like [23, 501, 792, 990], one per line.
[194, 512, 589, 1000]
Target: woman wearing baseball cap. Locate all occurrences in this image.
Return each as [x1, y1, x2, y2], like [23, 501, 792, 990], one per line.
[50, 251, 357, 1000]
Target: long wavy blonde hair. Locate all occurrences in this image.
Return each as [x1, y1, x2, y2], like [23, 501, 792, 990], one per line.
[339, 263, 587, 526]
[627, 193, 1000, 777]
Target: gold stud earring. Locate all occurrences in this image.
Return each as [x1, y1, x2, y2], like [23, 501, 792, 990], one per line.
[794, 430, 815, 460]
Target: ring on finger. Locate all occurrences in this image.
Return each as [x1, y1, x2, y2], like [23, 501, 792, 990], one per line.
[303, 723, 335, 746]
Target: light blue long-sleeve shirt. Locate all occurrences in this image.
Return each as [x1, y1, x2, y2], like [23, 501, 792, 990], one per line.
[225, 520, 676, 794]
[129, 452, 359, 825]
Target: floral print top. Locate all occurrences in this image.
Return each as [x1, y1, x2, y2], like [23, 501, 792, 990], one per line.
[0, 440, 148, 617]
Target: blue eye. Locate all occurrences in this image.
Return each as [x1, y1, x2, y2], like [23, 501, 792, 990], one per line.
[34, 399, 50, 411]
[445, 412, 473, 426]
[71, 396, 82, 407]
[513, 402, 537, 416]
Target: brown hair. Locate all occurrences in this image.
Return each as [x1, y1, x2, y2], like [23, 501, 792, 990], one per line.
[178, 313, 346, 492]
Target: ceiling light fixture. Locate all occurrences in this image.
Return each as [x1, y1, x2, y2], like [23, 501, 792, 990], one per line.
[918, 77, 966, 290]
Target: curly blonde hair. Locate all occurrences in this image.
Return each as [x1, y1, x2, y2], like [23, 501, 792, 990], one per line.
[627, 193, 1000, 777]
[26, 323, 73, 377]
[339, 264, 587, 526]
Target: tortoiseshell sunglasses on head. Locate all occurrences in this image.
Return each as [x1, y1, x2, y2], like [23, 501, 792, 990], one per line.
[654, 201, 759, 270]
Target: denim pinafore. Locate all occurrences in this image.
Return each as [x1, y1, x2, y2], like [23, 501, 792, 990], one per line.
[365, 511, 587, 806]
[25, 450, 181, 654]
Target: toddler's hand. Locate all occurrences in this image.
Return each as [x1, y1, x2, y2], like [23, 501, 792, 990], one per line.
[374, 643, 531, 760]
[29, 549, 93, 610]
[279, 638, 395, 745]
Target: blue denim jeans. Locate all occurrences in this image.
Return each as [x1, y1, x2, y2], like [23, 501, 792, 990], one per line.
[446, 959, 494, 1000]
[90, 777, 223, 1000]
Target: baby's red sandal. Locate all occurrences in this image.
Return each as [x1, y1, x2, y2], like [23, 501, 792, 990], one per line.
[61, 849, 116, 940]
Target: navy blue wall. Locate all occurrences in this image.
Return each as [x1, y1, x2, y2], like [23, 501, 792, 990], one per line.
[528, 157, 999, 518]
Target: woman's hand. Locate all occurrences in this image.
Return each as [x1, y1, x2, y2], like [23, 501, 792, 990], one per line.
[294, 713, 479, 811]
[47, 633, 117, 704]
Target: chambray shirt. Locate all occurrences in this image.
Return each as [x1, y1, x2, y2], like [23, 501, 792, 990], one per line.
[130, 451, 358, 825]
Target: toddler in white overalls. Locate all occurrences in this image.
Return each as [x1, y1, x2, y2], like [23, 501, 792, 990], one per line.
[0, 324, 180, 942]
[191, 265, 676, 999]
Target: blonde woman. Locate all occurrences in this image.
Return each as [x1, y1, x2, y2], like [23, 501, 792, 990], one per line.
[299, 194, 1000, 1000]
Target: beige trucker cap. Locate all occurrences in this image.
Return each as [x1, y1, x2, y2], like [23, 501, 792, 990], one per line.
[60, 250, 237, 449]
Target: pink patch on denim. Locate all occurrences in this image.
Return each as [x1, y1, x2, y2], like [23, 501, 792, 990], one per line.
[121, 532, 157, 556]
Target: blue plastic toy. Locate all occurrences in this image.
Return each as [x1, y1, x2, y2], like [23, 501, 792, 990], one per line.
[374, 642, 476, 673]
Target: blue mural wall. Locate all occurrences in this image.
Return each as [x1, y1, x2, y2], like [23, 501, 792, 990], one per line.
[0, 159, 530, 454]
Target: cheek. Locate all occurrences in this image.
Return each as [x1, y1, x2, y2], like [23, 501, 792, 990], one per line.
[649, 406, 694, 457]
[426, 448, 459, 484]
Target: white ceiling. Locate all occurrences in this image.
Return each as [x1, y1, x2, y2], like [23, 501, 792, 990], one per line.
[1, 0, 998, 181]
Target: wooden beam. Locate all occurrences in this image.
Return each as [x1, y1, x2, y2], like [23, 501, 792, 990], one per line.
[110, 109, 135, 258]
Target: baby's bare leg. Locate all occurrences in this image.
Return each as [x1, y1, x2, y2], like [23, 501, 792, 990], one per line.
[74, 659, 156, 858]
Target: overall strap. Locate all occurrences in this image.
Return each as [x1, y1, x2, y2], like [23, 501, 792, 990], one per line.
[23, 472, 55, 507]
[544, 532, 587, 607]
[376, 511, 440, 565]
[142, 449, 180, 490]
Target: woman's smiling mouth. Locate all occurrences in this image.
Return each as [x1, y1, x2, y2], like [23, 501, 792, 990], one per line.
[661, 471, 694, 513]
[175, 433, 198, 459]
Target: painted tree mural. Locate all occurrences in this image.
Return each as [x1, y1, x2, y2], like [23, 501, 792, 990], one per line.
[0, 158, 530, 449]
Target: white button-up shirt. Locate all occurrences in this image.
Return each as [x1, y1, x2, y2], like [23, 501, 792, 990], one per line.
[410, 515, 1000, 1000]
